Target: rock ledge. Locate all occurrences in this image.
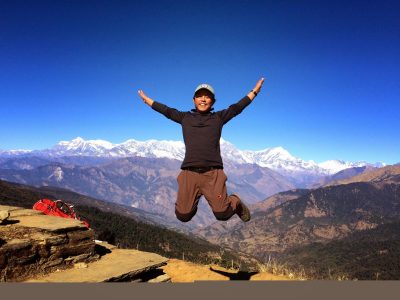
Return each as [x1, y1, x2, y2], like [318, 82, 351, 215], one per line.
[0, 205, 169, 282]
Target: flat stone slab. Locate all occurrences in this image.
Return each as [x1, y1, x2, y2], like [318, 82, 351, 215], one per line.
[148, 274, 171, 283]
[8, 209, 43, 218]
[0, 205, 22, 211]
[26, 249, 169, 282]
[0, 205, 53, 218]
[10, 214, 87, 232]
[94, 240, 117, 250]
[0, 206, 86, 231]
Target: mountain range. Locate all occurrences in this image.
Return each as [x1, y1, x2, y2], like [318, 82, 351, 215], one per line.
[0, 137, 385, 178]
[0, 156, 294, 229]
[0, 137, 389, 229]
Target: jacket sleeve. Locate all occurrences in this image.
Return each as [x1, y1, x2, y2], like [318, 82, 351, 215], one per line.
[151, 101, 186, 124]
[216, 96, 252, 124]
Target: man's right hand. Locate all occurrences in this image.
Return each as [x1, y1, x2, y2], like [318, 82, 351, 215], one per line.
[253, 77, 265, 94]
[138, 90, 154, 107]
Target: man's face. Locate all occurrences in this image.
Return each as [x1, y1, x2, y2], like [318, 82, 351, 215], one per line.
[193, 89, 214, 113]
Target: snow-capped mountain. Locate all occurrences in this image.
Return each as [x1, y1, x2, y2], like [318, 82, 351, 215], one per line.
[318, 160, 372, 175]
[111, 139, 185, 160]
[221, 139, 385, 175]
[38, 137, 185, 160]
[0, 137, 385, 176]
[321, 160, 386, 175]
[242, 146, 322, 174]
[0, 149, 33, 156]
[43, 137, 114, 157]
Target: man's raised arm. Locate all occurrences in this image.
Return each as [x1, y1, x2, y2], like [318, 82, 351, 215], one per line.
[217, 77, 266, 124]
[137, 89, 185, 124]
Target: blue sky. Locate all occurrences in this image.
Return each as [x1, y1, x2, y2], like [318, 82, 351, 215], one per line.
[1, 0, 399, 164]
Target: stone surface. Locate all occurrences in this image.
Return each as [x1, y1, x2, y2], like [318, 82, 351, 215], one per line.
[1, 206, 170, 283]
[0, 206, 96, 282]
[0, 205, 43, 220]
[26, 248, 168, 282]
[148, 274, 171, 283]
[94, 240, 117, 250]
[10, 214, 88, 232]
[0, 210, 10, 224]
[161, 258, 291, 282]
[8, 209, 43, 218]
[0, 205, 21, 211]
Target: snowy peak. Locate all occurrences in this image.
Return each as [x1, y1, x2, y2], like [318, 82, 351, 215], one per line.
[0, 149, 33, 156]
[220, 140, 300, 167]
[50, 137, 114, 157]
[239, 146, 321, 174]
[56, 137, 114, 150]
[318, 160, 386, 175]
[253, 146, 297, 162]
[220, 139, 253, 164]
[43, 137, 185, 160]
[113, 139, 185, 160]
[318, 160, 354, 174]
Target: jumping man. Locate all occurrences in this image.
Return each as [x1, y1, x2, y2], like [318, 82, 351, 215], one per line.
[137, 77, 265, 223]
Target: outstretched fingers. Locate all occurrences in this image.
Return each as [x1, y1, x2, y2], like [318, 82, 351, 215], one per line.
[138, 89, 148, 102]
[254, 77, 265, 93]
[256, 77, 265, 89]
[137, 89, 154, 106]
[138, 89, 145, 98]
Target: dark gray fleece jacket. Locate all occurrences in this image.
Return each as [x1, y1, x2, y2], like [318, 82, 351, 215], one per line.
[151, 96, 252, 169]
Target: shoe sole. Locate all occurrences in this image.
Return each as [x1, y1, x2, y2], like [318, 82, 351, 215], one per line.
[239, 201, 251, 222]
[232, 194, 251, 222]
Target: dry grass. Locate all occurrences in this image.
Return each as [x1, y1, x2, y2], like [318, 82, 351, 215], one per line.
[256, 256, 352, 281]
[256, 259, 307, 280]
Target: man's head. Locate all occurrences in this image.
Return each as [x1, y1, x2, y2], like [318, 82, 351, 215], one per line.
[193, 83, 215, 113]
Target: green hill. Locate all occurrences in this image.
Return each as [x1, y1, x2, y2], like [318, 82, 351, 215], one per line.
[278, 221, 400, 280]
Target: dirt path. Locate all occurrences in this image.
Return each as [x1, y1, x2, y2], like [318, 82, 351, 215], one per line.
[161, 259, 290, 282]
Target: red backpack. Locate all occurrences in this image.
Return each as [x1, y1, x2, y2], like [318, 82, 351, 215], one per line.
[33, 198, 90, 228]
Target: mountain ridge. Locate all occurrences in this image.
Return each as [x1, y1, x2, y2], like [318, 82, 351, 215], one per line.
[0, 137, 386, 177]
[0, 156, 295, 228]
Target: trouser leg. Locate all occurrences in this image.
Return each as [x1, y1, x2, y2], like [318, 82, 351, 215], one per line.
[175, 170, 201, 222]
[200, 169, 240, 221]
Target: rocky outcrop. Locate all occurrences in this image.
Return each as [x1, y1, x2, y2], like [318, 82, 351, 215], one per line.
[0, 205, 170, 282]
[0, 205, 97, 282]
[26, 242, 169, 282]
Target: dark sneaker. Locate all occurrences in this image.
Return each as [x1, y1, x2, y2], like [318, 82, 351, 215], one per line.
[232, 194, 251, 222]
